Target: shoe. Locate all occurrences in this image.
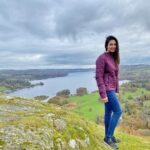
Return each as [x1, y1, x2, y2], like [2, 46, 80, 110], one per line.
[103, 137, 119, 149]
[111, 136, 121, 143]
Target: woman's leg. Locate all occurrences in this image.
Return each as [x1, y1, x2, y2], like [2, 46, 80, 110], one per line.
[104, 101, 112, 137]
[106, 90, 122, 139]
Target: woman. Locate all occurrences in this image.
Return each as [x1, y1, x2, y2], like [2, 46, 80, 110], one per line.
[95, 35, 122, 149]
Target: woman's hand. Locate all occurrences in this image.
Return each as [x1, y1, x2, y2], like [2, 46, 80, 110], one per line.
[101, 97, 108, 103]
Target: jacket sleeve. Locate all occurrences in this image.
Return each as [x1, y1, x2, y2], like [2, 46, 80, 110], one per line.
[95, 56, 107, 99]
[115, 66, 119, 93]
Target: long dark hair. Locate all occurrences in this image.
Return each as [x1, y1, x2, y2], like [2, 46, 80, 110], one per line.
[105, 35, 120, 65]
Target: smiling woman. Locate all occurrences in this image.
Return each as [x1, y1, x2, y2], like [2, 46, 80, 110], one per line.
[95, 35, 122, 149]
[95, 36, 120, 99]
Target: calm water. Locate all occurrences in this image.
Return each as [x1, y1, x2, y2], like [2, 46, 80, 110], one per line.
[8, 71, 130, 99]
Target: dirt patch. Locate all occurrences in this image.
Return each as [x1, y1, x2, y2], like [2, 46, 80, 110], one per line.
[63, 102, 78, 110]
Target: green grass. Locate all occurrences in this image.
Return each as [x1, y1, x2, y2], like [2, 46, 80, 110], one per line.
[119, 88, 149, 101]
[0, 86, 9, 92]
[60, 88, 150, 149]
[65, 87, 150, 122]
[64, 92, 104, 122]
[1, 93, 150, 149]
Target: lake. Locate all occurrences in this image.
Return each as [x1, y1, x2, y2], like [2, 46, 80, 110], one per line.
[8, 71, 130, 100]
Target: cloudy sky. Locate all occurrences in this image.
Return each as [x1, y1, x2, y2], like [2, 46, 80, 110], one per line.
[0, 0, 150, 69]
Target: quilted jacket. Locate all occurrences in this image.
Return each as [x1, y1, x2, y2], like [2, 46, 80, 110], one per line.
[95, 51, 119, 99]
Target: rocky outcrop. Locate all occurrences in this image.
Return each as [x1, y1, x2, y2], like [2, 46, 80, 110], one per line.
[0, 94, 108, 150]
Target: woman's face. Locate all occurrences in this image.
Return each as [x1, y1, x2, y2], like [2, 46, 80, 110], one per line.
[107, 39, 116, 52]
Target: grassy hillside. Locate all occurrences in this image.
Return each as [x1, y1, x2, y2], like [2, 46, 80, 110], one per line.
[0, 94, 150, 149]
[62, 86, 150, 125]
[62, 92, 104, 122]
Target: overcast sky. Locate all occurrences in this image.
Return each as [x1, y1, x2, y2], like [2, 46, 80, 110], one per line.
[0, 0, 150, 69]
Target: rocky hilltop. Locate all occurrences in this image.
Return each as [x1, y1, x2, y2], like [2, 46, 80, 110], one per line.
[0, 94, 150, 150]
[0, 94, 110, 150]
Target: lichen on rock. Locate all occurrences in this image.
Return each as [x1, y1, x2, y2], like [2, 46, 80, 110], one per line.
[0, 94, 111, 150]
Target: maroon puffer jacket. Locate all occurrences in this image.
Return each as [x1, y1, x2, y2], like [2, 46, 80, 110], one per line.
[95, 51, 119, 99]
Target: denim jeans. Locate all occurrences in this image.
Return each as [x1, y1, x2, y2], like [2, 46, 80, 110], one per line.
[104, 90, 122, 139]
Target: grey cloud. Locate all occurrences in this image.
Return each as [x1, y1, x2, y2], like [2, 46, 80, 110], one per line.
[0, 0, 150, 69]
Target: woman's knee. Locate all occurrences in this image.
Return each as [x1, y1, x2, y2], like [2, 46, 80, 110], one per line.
[114, 109, 122, 117]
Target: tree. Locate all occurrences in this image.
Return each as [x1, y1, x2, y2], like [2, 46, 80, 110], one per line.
[76, 87, 88, 96]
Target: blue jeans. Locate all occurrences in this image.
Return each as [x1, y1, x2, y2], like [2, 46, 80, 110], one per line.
[104, 90, 122, 139]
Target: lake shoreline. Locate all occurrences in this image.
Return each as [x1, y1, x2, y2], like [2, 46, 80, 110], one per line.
[7, 71, 131, 101]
